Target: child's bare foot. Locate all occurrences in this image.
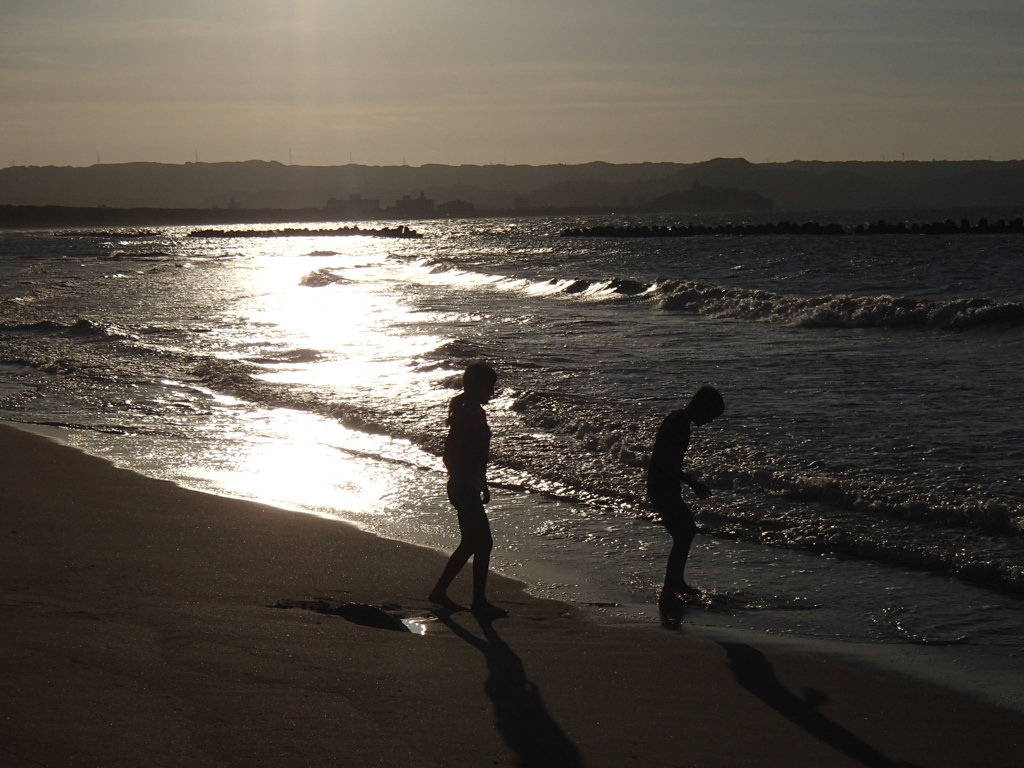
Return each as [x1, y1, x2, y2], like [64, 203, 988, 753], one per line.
[470, 600, 508, 619]
[429, 590, 460, 608]
[678, 582, 700, 597]
[659, 594, 684, 628]
[658, 589, 683, 610]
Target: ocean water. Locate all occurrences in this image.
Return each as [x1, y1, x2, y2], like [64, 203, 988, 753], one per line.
[2, 213, 1022, 708]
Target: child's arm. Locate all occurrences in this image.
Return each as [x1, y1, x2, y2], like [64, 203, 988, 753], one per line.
[681, 471, 712, 499]
[468, 471, 490, 504]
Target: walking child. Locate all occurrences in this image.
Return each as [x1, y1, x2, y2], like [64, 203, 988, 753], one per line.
[429, 363, 506, 617]
[647, 385, 725, 622]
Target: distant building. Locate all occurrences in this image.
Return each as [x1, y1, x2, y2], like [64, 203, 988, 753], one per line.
[436, 199, 475, 218]
[394, 192, 435, 218]
[325, 193, 381, 219]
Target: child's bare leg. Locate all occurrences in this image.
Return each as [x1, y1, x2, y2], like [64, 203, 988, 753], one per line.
[469, 533, 507, 617]
[429, 541, 473, 605]
[660, 524, 698, 607]
[470, 535, 492, 603]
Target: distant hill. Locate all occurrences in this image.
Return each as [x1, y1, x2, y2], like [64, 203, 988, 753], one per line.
[644, 181, 771, 213]
[1, 158, 1022, 214]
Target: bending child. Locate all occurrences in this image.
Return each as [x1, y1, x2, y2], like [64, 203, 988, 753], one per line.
[429, 363, 507, 617]
[647, 385, 725, 622]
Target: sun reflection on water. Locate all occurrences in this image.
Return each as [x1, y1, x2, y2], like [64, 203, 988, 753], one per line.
[175, 408, 410, 519]
[228, 246, 443, 396]
[129, 236, 473, 534]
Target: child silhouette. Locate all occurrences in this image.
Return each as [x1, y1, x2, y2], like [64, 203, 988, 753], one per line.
[429, 363, 507, 617]
[647, 386, 725, 623]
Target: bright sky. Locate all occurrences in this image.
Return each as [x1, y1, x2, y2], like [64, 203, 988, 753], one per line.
[2, 0, 1022, 167]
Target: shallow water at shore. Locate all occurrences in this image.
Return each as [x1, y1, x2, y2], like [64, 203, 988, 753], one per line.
[3, 214, 1023, 711]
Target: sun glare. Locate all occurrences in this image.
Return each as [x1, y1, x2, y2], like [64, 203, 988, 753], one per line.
[165, 236, 449, 521]
[179, 408, 400, 518]
[230, 239, 440, 394]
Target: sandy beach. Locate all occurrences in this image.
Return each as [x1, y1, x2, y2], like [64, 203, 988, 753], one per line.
[1, 421, 1021, 768]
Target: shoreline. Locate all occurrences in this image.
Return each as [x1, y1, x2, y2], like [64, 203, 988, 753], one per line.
[2, 420, 1022, 766]
[11, 420, 1024, 718]
[504, 518, 1024, 719]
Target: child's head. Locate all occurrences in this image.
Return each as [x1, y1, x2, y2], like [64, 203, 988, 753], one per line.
[688, 385, 724, 425]
[463, 362, 497, 400]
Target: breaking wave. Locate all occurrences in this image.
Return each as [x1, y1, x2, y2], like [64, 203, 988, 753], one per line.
[0, 318, 131, 340]
[415, 259, 1024, 331]
[652, 280, 1024, 330]
[300, 268, 352, 287]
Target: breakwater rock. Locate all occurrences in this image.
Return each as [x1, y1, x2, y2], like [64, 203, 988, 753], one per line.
[188, 225, 422, 239]
[561, 217, 1024, 238]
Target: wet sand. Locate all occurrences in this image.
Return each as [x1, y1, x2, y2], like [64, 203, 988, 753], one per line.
[1, 421, 1020, 767]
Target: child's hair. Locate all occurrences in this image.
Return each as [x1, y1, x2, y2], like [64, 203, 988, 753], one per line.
[463, 362, 497, 391]
[689, 385, 725, 418]
[447, 362, 497, 421]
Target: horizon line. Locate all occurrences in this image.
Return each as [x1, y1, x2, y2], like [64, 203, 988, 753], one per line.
[4, 156, 1022, 171]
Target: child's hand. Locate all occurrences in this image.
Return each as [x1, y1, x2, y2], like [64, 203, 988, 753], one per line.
[691, 480, 712, 500]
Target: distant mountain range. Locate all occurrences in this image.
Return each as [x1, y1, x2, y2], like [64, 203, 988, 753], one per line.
[1, 157, 1023, 214]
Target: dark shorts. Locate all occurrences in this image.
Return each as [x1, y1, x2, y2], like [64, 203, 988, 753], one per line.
[647, 480, 697, 539]
[446, 477, 492, 540]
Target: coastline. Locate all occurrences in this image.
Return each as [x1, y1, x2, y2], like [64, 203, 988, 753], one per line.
[2, 420, 1022, 767]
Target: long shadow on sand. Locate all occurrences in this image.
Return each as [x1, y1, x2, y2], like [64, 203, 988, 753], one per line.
[720, 642, 922, 768]
[434, 611, 582, 768]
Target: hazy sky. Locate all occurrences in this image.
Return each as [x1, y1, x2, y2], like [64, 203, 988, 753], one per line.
[3, 0, 1022, 167]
